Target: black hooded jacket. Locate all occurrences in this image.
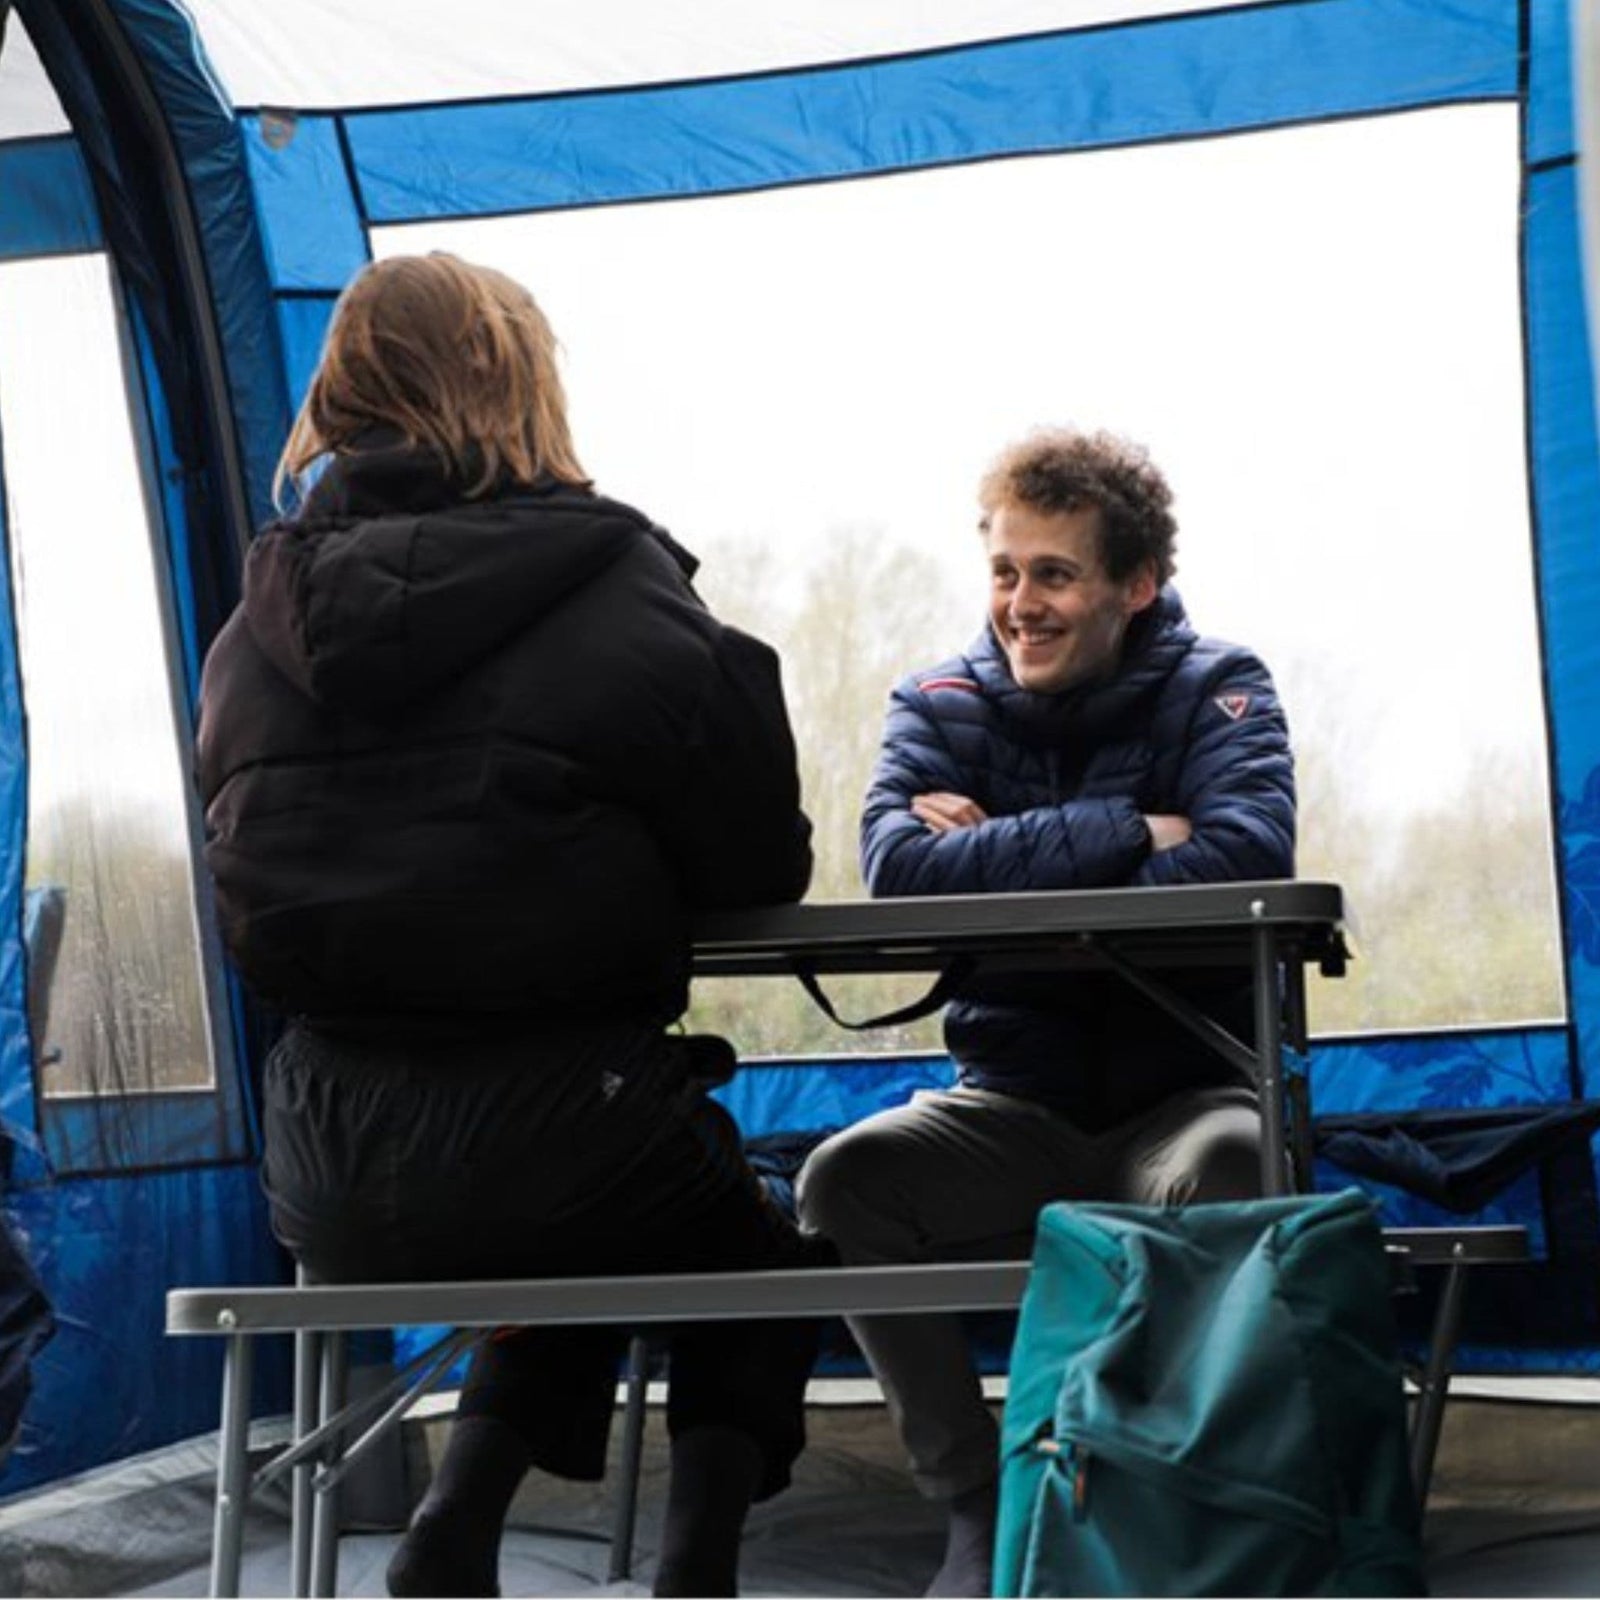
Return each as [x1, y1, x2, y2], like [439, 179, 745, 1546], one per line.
[195, 441, 812, 1026]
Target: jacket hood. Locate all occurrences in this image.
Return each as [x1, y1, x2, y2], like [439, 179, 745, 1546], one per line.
[969, 586, 1196, 744]
[243, 441, 685, 715]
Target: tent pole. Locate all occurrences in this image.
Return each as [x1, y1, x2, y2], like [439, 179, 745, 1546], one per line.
[1575, 0, 1600, 443]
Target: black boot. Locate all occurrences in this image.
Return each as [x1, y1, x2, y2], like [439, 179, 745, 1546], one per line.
[386, 1415, 532, 1598]
[652, 1424, 765, 1597]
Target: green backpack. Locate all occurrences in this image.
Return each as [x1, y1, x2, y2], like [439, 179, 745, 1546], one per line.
[994, 1190, 1426, 1597]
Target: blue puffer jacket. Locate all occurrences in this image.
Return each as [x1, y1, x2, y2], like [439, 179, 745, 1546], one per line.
[861, 589, 1295, 1128]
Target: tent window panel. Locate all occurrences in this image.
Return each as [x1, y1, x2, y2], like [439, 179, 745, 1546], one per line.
[0, 254, 216, 1100]
[376, 101, 1561, 1049]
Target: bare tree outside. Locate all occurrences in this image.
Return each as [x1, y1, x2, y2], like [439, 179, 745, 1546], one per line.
[687, 525, 971, 1054]
[25, 798, 214, 1098]
[685, 528, 1566, 1059]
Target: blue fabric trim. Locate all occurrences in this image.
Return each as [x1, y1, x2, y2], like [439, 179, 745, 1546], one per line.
[711, 1053, 955, 1138]
[1526, 0, 1576, 165]
[0, 138, 101, 261]
[0, 416, 38, 1189]
[1307, 1028, 1573, 1117]
[274, 294, 341, 413]
[1440, 1342, 1600, 1374]
[343, 0, 1519, 223]
[241, 114, 370, 293]
[124, 300, 202, 704]
[1522, 164, 1600, 1098]
[38, 1097, 246, 1180]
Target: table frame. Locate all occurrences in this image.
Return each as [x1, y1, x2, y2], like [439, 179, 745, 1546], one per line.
[693, 879, 1351, 1195]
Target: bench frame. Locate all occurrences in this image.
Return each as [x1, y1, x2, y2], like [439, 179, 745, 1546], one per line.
[168, 1261, 1030, 1597]
[164, 885, 1531, 1593]
[168, 1227, 1527, 1598]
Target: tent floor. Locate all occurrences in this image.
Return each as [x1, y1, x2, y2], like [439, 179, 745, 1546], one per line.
[3, 1379, 1598, 1596]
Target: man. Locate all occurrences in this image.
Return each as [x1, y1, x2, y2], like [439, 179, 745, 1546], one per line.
[797, 427, 1295, 1597]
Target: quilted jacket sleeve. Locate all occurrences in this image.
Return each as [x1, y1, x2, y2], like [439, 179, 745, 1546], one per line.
[652, 624, 814, 909]
[861, 681, 1151, 897]
[1133, 648, 1295, 886]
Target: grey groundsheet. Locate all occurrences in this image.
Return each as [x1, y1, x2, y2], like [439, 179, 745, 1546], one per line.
[0, 1385, 1596, 1596]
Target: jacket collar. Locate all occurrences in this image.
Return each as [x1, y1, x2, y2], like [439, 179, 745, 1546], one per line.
[970, 587, 1195, 740]
[295, 428, 557, 522]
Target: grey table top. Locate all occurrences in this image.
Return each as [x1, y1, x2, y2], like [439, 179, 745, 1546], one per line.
[691, 879, 1351, 977]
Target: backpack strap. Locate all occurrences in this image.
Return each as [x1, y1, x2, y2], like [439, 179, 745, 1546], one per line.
[791, 955, 976, 1031]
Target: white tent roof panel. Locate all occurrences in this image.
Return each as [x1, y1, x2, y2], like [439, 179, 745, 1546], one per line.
[184, 0, 1246, 109]
[0, 22, 67, 140]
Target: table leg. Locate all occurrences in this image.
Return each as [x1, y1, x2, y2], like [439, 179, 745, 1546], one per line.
[1252, 921, 1289, 1196]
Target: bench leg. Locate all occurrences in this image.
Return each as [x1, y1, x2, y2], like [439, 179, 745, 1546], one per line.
[292, 1329, 323, 1598]
[310, 1331, 348, 1598]
[1410, 1257, 1469, 1506]
[210, 1332, 255, 1599]
[607, 1335, 652, 1583]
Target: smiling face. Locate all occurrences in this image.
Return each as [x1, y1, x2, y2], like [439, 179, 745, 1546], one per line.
[984, 502, 1157, 694]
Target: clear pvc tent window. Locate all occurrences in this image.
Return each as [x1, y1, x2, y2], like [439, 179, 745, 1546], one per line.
[0, 253, 219, 1101]
[380, 102, 1562, 1049]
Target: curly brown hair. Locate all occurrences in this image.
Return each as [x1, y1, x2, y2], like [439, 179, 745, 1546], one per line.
[977, 427, 1178, 587]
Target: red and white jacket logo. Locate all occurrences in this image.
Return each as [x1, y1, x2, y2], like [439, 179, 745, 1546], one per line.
[1214, 692, 1251, 721]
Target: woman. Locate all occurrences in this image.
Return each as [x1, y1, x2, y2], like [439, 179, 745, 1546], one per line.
[196, 252, 820, 1598]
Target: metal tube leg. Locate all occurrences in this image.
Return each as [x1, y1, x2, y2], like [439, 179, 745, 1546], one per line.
[292, 1328, 323, 1598]
[310, 1331, 349, 1598]
[210, 1332, 255, 1600]
[1251, 919, 1289, 1196]
[1410, 1256, 1470, 1506]
[607, 1336, 653, 1583]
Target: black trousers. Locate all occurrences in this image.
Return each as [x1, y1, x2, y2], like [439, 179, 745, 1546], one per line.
[261, 1017, 826, 1498]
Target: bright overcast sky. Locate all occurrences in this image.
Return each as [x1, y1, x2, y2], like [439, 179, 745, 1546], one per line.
[0, 95, 1545, 830]
[384, 102, 1539, 818]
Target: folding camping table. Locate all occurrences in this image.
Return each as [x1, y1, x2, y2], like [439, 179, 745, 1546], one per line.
[167, 878, 1526, 1597]
[692, 878, 1351, 1198]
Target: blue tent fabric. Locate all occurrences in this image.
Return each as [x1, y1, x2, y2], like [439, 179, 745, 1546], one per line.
[712, 1054, 956, 1140]
[1315, 1102, 1600, 1216]
[0, 1164, 290, 1494]
[94, 0, 293, 535]
[0, 1206, 52, 1468]
[3, 0, 1600, 1499]
[1308, 1029, 1575, 1119]
[239, 113, 370, 293]
[0, 137, 100, 259]
[0, 430, 37, 1201]
[338, 0, 1518, 225]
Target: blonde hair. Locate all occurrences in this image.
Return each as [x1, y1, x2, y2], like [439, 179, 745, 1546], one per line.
[275, 252, 589, 505]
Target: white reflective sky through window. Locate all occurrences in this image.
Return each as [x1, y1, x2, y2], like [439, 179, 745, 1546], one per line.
[382, 103, 1564, 1035]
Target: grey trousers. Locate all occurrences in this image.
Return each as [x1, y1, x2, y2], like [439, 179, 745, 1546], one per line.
[795, 1083, 1260, 1499]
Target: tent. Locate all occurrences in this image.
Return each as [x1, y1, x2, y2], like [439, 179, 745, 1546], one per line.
[1, 0, 1599, 1580]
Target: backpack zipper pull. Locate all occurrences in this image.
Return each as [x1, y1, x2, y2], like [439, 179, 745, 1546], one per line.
[1034, 1431, 1090, 1522]
[1067, 1441, 1090, 1522]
